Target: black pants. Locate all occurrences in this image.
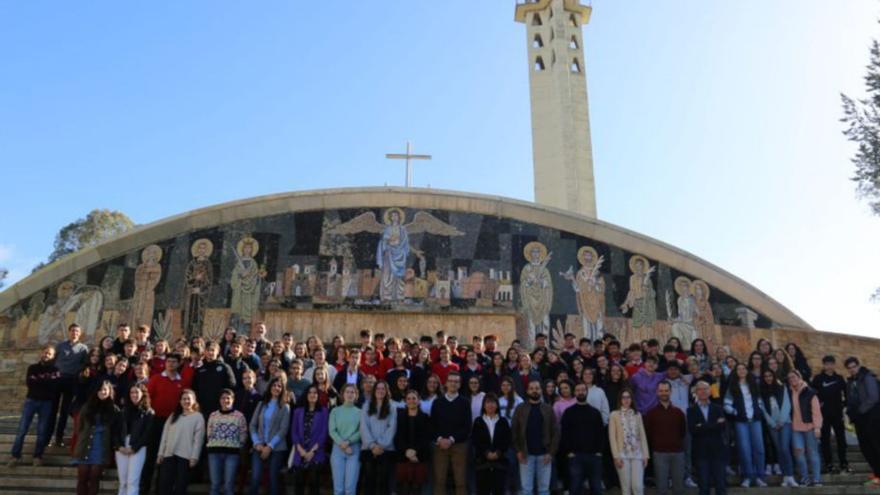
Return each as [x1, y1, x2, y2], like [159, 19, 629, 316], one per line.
[159, 455, 191, 495]
[361, 450, 393, 495]
[820, 412, 848, 466]
[293, 464, 322, 495]
[76, 464, 103, 495]
[52, 375, 75, 442]
[475, 466, 507, 495]
[141, 416, 167, 494]
[855, 411, 880, 477]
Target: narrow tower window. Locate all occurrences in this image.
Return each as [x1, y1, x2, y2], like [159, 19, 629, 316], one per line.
[535, 56, 545, 72]
[569, 36, 579, 49]
[532, 13, 542, 26]
[571, 58, 581, 73]
[533, 34, 544, 48]
[569, 14, 578, 27]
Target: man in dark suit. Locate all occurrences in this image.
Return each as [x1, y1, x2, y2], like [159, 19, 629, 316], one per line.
[687, 380, 728, 495]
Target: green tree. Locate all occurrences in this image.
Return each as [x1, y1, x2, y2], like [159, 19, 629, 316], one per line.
[35, 209, 136, 271]
[841, 39, 880, 215]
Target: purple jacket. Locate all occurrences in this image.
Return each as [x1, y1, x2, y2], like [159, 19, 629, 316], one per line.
[630, 368, 666, 415]
[289, 406, 329, 467]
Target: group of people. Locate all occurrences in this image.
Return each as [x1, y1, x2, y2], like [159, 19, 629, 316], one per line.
[8, 321, 880, 495]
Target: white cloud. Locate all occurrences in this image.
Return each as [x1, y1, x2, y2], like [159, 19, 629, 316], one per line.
[0, 244, 13, 264]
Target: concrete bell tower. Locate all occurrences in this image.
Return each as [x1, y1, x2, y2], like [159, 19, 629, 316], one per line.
[515, 0, 596, 218]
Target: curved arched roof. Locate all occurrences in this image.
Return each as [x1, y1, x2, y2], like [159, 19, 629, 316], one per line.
[0, 187, 811, 329]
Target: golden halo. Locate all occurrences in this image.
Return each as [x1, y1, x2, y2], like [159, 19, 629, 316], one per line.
[237, 236, 260, 257]
[57, 280, 75, 297]
[383, 207, 406, 225]
[523, 241, 548, 261]
[141, 244, 163, 263]
[628, 254, 650, 273]
[577, 246, 599, 266]
[691, 279, 711, 301]
[191, 238, 214, 258]
[674, 276, 692, 296]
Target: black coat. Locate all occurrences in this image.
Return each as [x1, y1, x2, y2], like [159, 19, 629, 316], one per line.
[394, 409, 432, 462]
[192, 358, 237, 413]
[112, 406, 154, 452]
[687, 402, 728, 462]
[472, 416, 512, 470]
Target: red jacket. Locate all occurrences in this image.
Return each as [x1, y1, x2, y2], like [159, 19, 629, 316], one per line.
[361, 361, 386, 380]
[148, 356, 166, 376]
[147, 371, 185, 418]
[432, 361, 460, 385]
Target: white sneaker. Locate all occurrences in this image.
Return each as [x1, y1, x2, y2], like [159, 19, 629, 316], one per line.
[782, 476, 800, 487]
[755, 478, 768, 487]
[773, 464, 782, 475]
[740, 478, 751, 488]
[765, 465, 773, 477]
[726, 466, 737, 477]
[685, 477, 698, 488]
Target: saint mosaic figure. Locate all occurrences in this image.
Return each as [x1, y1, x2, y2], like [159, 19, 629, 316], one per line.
[325, 208, 463, 302]
[692, 279, 715, 337]
[131, 244, 162, 328]
[520, 241, 553, 348]
[669, 276, 698, 350]
[620, 254, 657, 332]
[183, 238, 214, 337]
[38, 280, 103, 343]
[560, 246, 605, 342]
[230, 236, 265, 325]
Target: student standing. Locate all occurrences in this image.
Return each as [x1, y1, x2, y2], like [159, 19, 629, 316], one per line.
[289, 385, 329, 495]
[360, 380, 398, 495]
[560, 383, 605, 495]
[609, 389, 649, 495]
[113, 384, 154, 495]
[394, 389, 431, 495]
[248, 377, 291, 495]
[329, 384, 362, 495]
[430, 371, 472, 495]
[206, 389, 247, 495]
[511, 379, 558, 495]
[845, 357, 880, 487]
[8, 344, 60, 467]
[759, 370, 798, 487]
[157, 389, 205, 495]
[723, 363, 767, 487]
[788, 370, 823, 487]
[53, 323, 89, 447]
[688, 381, 728, 495]
[73, 380, 118, 495]
[644, 381, 687, 495]
[811, 355, 851, 474]
[472, 393, 512, 495]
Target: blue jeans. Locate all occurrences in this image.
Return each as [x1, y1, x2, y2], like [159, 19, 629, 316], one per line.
[734, 420, 765, 482]
[767, 423, 794, 476]
[567, 452, 603, 495]
[330, 443, 361, 495]
[249, 449, 286, 495]
[695, 458, 727, 495]
[208, 452, 240, 495]
[11, 398, 53, 459]
[519, 454, 552, 495]
[792, 430, 821, 483]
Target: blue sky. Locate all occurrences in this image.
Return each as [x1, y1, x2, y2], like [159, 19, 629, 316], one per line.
[1, 1, 878, 337]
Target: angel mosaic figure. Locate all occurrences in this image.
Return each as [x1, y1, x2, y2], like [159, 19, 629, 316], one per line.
[668, 276, 698, 350]
[131, 245, 162, 328]
[326, 208, 463, 301]
[560, 246, 605, 342]
[520, 241, 553, 348]
[692, 279, 715, 338]
[230, 236, 265, 324]
[620, 254, 657, 332]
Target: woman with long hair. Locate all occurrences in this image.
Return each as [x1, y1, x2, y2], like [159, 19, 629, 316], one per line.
[360, 380, 397, 495]
[689, 338, 710, 373]
[497, 376, 522, 493]
[113, 383, 154, 495]
[409, 347, 431, 393]
[724, 363, 768, 487]
[747, 351, 766, 380]
[394, 389, 431, 495]
[157, 389, 205, 495]
[785, 343, 812, 381]
[772, 348, 794, 379]
[759, 370, 798, 487]
[248, 377, 291, 495]
[206, 388, 248, 495]
[482, 353, 506, 395]
[391, 373, 411, 410]
[472, 393, 512, 495]
[333, 346, 349, 373]
[582, 367, 610, 425]
[468, 375, 486, 423]
[289, 385, 329, 495]
[544, 351, 568, 382]
[788, 370, 823, 487]
[756, 338, 773, 359]
[602, 363, 627, 412]
[312, 366, 338, 408]
[73, 380, 118, 495]
[609, 388, 649, 495]
[256, 358, 283, 395]
[419, 373, 441, 416]
[552, 379, 576, 422]
[329, 384, 362, 495]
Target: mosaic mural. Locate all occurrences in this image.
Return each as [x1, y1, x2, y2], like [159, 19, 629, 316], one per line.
[0, 207, 773, 349]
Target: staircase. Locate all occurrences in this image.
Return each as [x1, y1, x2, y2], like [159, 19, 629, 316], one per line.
[0, 416, 877, 494]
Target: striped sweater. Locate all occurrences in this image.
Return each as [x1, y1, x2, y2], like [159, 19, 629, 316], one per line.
[206, 410, 248, 453]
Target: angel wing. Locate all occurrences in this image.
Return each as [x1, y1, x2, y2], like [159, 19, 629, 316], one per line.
[325, 212, 385, 235]
[404, 211, 464, 236]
